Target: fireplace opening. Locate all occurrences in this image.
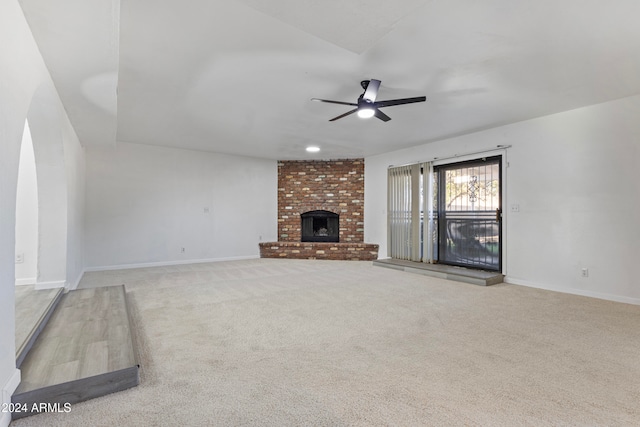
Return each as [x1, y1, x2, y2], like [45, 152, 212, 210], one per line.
[301, 210, 339, 242]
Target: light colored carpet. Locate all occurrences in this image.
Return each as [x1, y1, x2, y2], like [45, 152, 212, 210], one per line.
[12, 259, 640, 426]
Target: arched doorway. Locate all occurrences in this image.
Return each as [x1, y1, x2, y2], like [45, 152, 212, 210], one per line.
[26, 84, 69, 289]
[15, 119, 39, 286]
[13, 85, 70, 363]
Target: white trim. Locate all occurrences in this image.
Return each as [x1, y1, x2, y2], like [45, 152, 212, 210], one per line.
[34, 280, 66, 290]
[84, 255, 260, 272]
[15, 278, 36, 286]
[505, 277, 640, 306]
[1, 369, 21, 427]
[66, 269, 86, 291]
[0, 408, 8, 426]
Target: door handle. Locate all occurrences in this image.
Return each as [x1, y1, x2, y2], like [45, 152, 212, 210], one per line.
[496, 208, 502, 222]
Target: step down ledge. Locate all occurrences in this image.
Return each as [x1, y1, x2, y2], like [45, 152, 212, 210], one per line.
[11, 366, 139, 420]
[373, 259, 504, 286]
[12, 285, 140, 420]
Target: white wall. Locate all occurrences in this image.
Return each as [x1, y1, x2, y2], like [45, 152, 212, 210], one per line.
[0, 2, 44, 419]
[27, 91, 69, 289]
[15, 120, 39, 284]
[366, 95, 640, 304]
[63, 110, 86, 289]
[0, 1, 85, 423]
[85, 142, 277, 269]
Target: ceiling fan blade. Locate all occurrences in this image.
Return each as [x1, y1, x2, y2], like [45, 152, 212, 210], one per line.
[329, 109, 358, 121]
[375, 96, 426, 108]
[362, 79, 381, 102]
[311, 98, 358, 107]
[374, 109, 391, 122]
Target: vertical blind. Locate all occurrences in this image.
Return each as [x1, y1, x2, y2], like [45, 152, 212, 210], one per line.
[387, 164, 421, 261]
[388, 162, 435, 263]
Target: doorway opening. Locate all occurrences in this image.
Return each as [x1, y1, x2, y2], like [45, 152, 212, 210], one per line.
[15, 119, 39, 285]
[434, 156, 502, 271]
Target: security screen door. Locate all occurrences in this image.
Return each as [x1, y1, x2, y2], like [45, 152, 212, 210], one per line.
[434, 156, 502, 271]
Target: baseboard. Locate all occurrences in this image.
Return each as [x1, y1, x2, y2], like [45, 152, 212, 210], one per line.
[504, 277, 640, 306]
[34, 280, 66, 290]
[15, 278, 36, 286]
[1, 369, 21, 427]
[84, 255, 260, 272]
[66, 269, 85, 291]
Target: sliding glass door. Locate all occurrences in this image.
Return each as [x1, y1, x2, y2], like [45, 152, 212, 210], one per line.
[388, 156, 502, 271]
[434, 156, 502, 271]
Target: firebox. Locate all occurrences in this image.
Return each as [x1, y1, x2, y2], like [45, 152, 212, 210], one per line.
[301, 210, 339, 242]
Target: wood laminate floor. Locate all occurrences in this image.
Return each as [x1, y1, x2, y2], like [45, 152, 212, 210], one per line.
[14, 286, 62, 359]
[16, 286, 137, 394]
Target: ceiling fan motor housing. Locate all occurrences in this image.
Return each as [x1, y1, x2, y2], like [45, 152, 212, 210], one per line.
[358, 98, 374, 109]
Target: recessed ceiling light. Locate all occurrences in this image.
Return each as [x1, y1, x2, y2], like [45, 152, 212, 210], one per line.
[306, 146, 320, 153]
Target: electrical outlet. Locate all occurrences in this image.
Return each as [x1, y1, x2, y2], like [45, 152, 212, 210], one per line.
[15, 253, 24, 264]
[181, 247, 185, 253]
[581, 268, 589, 278]
[510, 204, 520, 213]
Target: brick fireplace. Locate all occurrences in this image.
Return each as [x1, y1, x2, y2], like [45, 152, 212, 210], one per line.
[259, 159, 378, 260]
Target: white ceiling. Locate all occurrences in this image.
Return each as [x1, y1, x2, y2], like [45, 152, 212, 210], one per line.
[18, 0, 640, 160]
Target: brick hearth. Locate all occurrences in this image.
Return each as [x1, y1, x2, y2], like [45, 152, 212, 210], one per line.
[259, 242, 379, 261]
[260, 159, 379, 261]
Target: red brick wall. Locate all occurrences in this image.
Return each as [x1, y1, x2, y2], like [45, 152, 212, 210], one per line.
[278, 159, 365, 243]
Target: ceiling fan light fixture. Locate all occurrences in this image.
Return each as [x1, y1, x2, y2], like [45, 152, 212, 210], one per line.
[357, 108, 375, 119]
[312, 79, 425, 122]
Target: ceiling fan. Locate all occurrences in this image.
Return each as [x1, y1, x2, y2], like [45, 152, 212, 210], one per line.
[311, 79, 426, 122]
